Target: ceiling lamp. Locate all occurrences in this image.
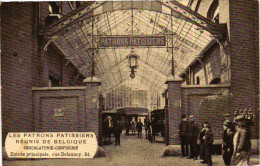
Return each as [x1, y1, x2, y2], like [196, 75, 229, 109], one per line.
[128, 48, 138, 79]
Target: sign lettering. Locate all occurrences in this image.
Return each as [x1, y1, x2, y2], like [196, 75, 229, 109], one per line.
[99, 36, 166, 47]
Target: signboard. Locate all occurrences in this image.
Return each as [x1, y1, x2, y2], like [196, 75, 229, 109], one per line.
[99, 36, 166, 47]
[6, 132, 97, 158]
[54, 109, 64, 117]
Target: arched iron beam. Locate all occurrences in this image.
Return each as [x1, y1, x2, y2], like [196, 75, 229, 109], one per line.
[158, 1, 227, 34]
[41, 1, 105, 37]
[41, 1, 226, 37]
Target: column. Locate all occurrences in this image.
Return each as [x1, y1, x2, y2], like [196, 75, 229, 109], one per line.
[229, 0, 259, 138]
[165, 76, 183, 145]
[84, 77, 101, 142]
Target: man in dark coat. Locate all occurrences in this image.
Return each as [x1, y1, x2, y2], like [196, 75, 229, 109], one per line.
[200, 122, 209, 162]
[114, 120, 122, 146]
[137, 119, 144, 138]
[204, 125, 214, 166]
[187, 115, 199, 160]
[179, 114, 189, 158]
[151, 118, 156, 142]
[125, 119, 130, 136]
[144, 117, 149, 139]
[222, 120, 235, 166]
[147, 120, 153, 142]
[103, 116, 113, 144]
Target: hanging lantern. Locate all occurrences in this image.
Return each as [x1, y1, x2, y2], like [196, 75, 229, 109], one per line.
[129, 48, 138, 70]
[128, 48, 138, 79]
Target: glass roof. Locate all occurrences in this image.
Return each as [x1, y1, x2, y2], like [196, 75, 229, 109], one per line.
[51, 1, 216, 95]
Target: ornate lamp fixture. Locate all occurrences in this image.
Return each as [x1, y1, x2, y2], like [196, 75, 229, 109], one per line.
[128, 48, 138, 79]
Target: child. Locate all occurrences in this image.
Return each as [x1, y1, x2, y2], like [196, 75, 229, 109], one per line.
[203, 125, 214, 166]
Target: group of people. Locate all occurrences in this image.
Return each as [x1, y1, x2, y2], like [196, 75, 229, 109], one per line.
[124, 117, 160, 143]
[103, 116, 122, 146]
[125, 118, 155, 140]
[104, 116, 159, 146]
[179, 115, 202, 161]
[125, 118, 145, 138]
[179, 114, 252, 166]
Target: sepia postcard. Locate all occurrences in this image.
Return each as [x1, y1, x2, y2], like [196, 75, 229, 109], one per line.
[1, 0, 259, 165]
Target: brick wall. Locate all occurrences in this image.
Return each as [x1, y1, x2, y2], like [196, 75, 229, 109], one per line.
[228, 0, 259, 139]
[32, 86, 101, 141]
[33, 87, 86, 132]
[181, 0, 259, 139]
[85, 82, 101, 139]
[1, 2, 85, 143]
[166, 78, 182, 145]
[181, 84, 231, 138]
[1, 3, 40, 142]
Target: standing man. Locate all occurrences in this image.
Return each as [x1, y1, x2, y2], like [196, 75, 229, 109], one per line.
[125, 119, 130, 136]
[204, 125, 214, 166]
[151, 118, 156, 142]
[114, 119, 122, 146]
[144, 117, 149, 139]
[137, 119, 144, 138]
[222, 120, 235, 166]
[187, 115, 199, 160]
[200, 122, 209, 163]
[131, 118, 136, 135]
[104, 116, 113, 144]
[179, 114, 189, 158]
[108, 116, 113, 144]
[231, 115, 252, 165]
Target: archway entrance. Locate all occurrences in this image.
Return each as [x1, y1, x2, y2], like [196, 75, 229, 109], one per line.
[41, 1, 226, 145]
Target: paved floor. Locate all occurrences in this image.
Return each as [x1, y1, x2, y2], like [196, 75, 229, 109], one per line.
[3, 131, 260, 166]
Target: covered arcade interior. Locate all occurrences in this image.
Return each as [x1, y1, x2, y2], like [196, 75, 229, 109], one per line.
[1, 0, 259, 153]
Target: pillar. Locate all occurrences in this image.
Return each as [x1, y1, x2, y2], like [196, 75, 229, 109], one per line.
[229, 0, 259, 138]
[165, 76, 183, 145]
[84, 77, 101, 142]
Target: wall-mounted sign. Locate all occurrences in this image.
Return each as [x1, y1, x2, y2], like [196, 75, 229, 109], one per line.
[99, 36, 166, 47]
[54, 109, 64, 117]
[6, 132, 97, 158]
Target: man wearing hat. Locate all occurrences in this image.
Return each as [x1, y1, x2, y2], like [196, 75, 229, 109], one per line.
[222, 120, 235, 166]
[187, 115, 199, 160]
[203, 125, 214, 166]
[179, 114, 189, 158]
[231, 115, 252, 165]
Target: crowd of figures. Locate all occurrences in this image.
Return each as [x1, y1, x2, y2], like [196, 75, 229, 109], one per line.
[103, 116, 162, 146]
[125, 117, 160, 143]
[103, 116, 122, 146]
[179, 114, 252, 166]
[103, 113, 252, 165]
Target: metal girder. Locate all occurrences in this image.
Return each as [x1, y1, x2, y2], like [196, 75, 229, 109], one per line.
[41, 1, 105, 37]
[98, 57, 128, 78]
[101, 75, 134, 94]
[158, 1, 227, 34]
[41, 1, 226, 38]
[138, 59, 167, 77]
[52, 40, 91, 77]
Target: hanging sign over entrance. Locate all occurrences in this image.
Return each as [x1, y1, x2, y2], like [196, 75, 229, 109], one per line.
[98, 36, 166, 47]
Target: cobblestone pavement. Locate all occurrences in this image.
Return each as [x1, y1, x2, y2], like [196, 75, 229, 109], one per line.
[3, 131, 260, 166]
